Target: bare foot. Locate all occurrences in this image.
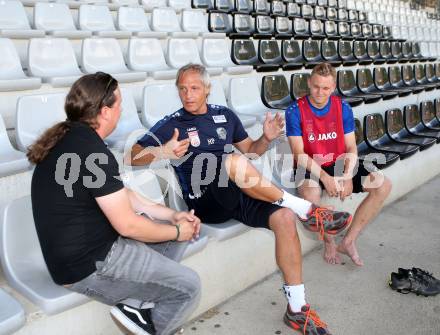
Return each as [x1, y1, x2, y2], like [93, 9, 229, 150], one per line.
[324, 240, 341, 265]
[337, 241, 364, 266]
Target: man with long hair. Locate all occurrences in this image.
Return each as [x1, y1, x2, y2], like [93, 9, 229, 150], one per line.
[28, 72, 201, 335]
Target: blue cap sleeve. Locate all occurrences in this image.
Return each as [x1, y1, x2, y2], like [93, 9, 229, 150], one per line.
[342, 100, 355, 134]
[285, 102, 302, 137]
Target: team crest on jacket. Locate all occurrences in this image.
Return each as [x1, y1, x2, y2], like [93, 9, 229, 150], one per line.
[216, 127, 227, 140]
[188, 130, 201, 147]
[308, 132, 316, 143]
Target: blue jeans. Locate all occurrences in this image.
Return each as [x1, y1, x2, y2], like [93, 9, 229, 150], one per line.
[68, 237, 201, 335]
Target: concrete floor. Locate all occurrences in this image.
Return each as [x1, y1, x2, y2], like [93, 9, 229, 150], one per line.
[184, 176, 440, 335]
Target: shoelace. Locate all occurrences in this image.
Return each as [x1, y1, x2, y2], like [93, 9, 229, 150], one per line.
[311, 207, 334, 241]
[413, 268, 438, 282]
[303, 306, 328, 335]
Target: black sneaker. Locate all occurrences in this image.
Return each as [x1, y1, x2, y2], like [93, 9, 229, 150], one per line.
[398, 268, 440, 290]
[389, 271, 440, 297]
[284, 304, 332, 335]
[110, 303, 156, 335]
[298, 205, 352, 239]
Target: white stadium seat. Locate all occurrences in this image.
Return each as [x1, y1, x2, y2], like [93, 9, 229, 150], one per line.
[0, 115, 30, 177]
[0, 289, 25, 335]
[141, 0, 167, 11]
[0, 0, 44, 38]
[0, 38, 41, 92]
[33, 2, 91, 38]
[78, 5, 131, 38]
[117, 6, 167, 38]
[127, 38, 177, 79]
[150, 7, 197, 37]
[28, 38, 83, 87]
[81, 38, 147, 83]
[167, 0, 191, 12]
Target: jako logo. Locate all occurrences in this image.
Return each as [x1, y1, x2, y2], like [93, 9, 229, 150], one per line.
[318, 132, 337, 141]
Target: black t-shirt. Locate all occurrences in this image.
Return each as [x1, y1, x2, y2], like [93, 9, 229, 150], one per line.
[137, 104, 248, 196]
[31, 122, 124, 285]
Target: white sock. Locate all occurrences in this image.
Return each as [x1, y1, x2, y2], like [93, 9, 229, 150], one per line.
[283, 284, 306, 313]
[273, 191, 312, 220]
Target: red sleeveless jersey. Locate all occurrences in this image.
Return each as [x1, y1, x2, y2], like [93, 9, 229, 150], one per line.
[297, 96, 346, 167]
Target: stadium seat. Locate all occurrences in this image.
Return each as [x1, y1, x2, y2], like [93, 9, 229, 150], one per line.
[401, 41, 413, 62]
[425, 63, 440, 87]
[274, 16, 292, 39]
[361, 23, 372, 40]
[290, 73, 310, 101]
[292, 18, 310, 38]
[231, 39, 259, 66]
[367, 40, 381, 64]
[326, 7, 337, 21]
[141, 82, 182, 127]
[403, 104, 440, 143]
[414, 64, 437, 90]
[350, 22, 362, 40]
[357, 68, 397, 100]
[33, 2, 91, 38]
[0, 289, 25, 335]
[151, 7, 197, 37]
[228, 76, 271, 121]
[28, 38, 83, 87]
[201, 38, 253, 75]
[181, 9, 219, 37]
[252, 0, 270, 16]
[166, 38, 222, 75]
[81, 38, 147, 83]
[314, 5, 326, 20]
[354, 118, 399, 169]
[387, 66, 413, 97]
[281, 40, 304, 70]
[324, 20, 339, 39]
[235, 0, 252, 14]
[420, 101, 440, 130]
[320, 39, 341, 66]
[401, 64, 426, 94]
[15, 93, 66, 152]
[105, 88, 146, 152]
[0, 0, 44, 38]
[0, 195, 90, 315]
[168, 0, 192, 12]
[261, 75, 293, 110]
[363, 113, 419, 159]
[208, 11, 232, 34]
[384, 108, 436, 151]
[390, 41, 403, 62]
[229, 13, 254, 39]
[127, 38, 177, 80]
[353, 40, 372, 65]
[117, 6, 167, 38]
[286, 2, 301, 18]
[166, 167, 248, 242]
[0, 38, 42, 92]
[142, 0, 167, 11]
[257, 39, 281, 72]
[0, 115, 30, 177]
[78, 5, 131, 38]
[338, 40, 357, 66]
[301, 4, 313, 20]
[337, 69, 380, 104]
[379, 40, 394, 63]
[253, 15, 274, 39]
[338, 21, 351, 40]
[302, 39, 324, 68]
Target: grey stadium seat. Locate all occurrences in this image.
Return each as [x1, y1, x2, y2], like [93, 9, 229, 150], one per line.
[0, 0, 44, 38]
[0, 289, 25, 335]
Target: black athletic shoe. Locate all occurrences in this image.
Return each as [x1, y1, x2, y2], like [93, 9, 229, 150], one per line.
[298, 205, 352, 239]
[389, 271, 440, 297]
[110, 303, 156, 335]
[398, 268, 440, 290]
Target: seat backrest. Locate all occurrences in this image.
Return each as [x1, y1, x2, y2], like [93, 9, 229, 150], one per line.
[81, 38, 127, 74]
[287, 2, 301, 17]
[261, 74, 291, 107]
[301, 4, 313, 19]
[402, 41, 412, 58]
[337, 8, 348, 21]
[367, 40, 379, 59]
[16, 93, 66, 151]
[303, 39, 320, 61]
[388, 66, 403, 86]
[151, 7, 181, 32]
[385, 108, 404, 136]
[338, 40, 354, 60]
[253, 0, 269, 15]
[293, 17, 309, 36]
[402, 65, 415, 85]
[214, 0, 234, 12]
[79, 5, 116, 32]
[255, 15, 274, 34]
[166, 38, 202, 69]
[353, 40, 367, 59]
[321, 39, 337, 60]
[350, 22, 361, 39]
[314, 5, 326, 19]
[235, 0, 252, 13]
[181, 9, 208, 32]
[201, 38, 233, 67]
[373, 67, 390, 89]
[324, 20, 337, 37]
[0, 38, 25, 80]
[142, 83, 182, 127]
[379, 41, 391, 58]
[227, 76, 267, 116]
[274, 16, 292, 35]
[412, 42, 421, 58]
[233, 13, 254, 34]
[435, 63, 440, 79]
[326, 7, 337, 20]
[364, 113, 386, 142]
[142, 0, 167, 11]
[168, 0, 192, 11]
[382, 25, 392, 39]
[208, 79, 227, 106]
[0, 114, 15, 154]
[420, 100, 436, 125]
[338, 21, 350, 38]
[403, 104, 421, 129]
[372, 24, 382, 39]
[425, 63, 435, 82]
[0, 0, 30, 30]
[127, 38, 168, 72]
[231, 39, 258, 65]
[310, 19, 324, 37]
[34, 2, 77, 31]
[192, 0, 213, 9]
[258, 39, 281, 64]
[282, 39, 302, 63]
[290, 73, 310, 100]
[357, 68, 375, 92]
[391, 41, 402, 58]
[337, 69, 356, 93]
[208, 11, 232, 33]
[354, 118, 364, 145]
[361, 23, 372, 39]
[414, 63, 426, 83]
[28, 38, 81, 77]
[271, 1, 286, 16]
[117, 6, 150, 32]
[435, 98, 440, 121]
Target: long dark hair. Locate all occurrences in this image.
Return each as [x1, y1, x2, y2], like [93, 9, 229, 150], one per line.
[27, 72, 118, 164]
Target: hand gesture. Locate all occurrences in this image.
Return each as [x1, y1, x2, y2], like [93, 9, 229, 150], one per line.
[164, 128, 190, 159]
[263, 112, 285, 142]
[173, 209, 201, 240]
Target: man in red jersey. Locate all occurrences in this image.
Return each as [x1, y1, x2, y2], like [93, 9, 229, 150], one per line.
[286, 63, 392, 266]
